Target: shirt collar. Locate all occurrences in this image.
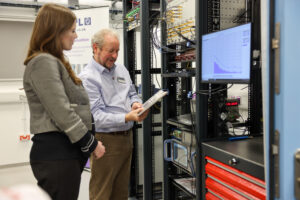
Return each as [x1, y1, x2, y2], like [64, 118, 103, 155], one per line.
[91, 58, 116, 74]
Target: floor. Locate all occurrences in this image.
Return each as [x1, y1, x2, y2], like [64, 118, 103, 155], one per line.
[0, 164, 138, 200]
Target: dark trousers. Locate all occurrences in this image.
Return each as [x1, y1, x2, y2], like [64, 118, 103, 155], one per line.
[31, 159, 87, 200]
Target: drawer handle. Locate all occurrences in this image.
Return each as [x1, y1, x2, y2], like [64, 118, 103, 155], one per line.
[228, 157, 238, 166]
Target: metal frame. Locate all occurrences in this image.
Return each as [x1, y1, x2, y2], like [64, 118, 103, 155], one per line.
[123, 0, 139, 197]
[123, 1, 163, 199]
[268, 0, 275, 198]
[196, 0, 209, 199]
[140, 1, 153, 199]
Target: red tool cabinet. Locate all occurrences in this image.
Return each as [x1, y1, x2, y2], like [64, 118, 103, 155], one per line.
[202, 137, 266, 200]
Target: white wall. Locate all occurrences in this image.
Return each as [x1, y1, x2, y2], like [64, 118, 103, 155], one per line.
[0, 6, 35, 22]
[0, 80, 31, 166]
[0, 20, 33, 79]
[0, 13, 34, 165]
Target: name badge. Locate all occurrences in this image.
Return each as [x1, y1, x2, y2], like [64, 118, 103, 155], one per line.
[117, 77, 126, 84]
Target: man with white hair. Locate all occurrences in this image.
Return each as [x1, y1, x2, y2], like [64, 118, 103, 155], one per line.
[79, 29, 149, 200]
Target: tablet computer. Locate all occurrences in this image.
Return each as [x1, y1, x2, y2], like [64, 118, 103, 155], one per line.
[138, 89, 168, 116]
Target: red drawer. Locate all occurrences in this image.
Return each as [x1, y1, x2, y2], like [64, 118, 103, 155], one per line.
[206, 191, 223, 200]
[206, 177, 248, 200]
[205, 156, 266, 200]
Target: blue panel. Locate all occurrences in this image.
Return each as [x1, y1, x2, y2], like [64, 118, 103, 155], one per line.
[274, 0, 300, 199]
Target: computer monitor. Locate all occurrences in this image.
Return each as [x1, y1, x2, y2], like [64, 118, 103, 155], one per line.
[201, 23, 251, 84]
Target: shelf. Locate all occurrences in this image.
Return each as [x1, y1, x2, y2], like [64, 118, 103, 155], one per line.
[202, 136, 264, 180]
[171, 176, 196, 198]
[162, 70, 195, 78]
[169, 59, 196, 64]
[166, 114, 195, 131]
[171, 162, 194, 177]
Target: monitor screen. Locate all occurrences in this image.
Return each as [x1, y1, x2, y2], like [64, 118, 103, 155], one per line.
[201, 23, 251, 83]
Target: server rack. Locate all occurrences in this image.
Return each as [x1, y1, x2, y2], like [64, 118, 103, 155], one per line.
[161, 0, 198, 198]
[161, 0, 265, 199]
[198, 0, 266, 199]
[123, 1, 162, 199]
[124, 0, 265, 199]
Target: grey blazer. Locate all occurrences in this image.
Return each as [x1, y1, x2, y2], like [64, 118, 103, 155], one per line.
[23, 53, 92, 143]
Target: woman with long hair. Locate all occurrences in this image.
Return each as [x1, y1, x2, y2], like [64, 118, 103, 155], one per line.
[23, 4, 105, 200]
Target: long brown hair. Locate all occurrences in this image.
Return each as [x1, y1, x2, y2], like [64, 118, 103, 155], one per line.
[24, 3, 81, 85]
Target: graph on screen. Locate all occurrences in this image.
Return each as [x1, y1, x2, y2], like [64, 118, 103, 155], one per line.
[201, 23, 251, 83]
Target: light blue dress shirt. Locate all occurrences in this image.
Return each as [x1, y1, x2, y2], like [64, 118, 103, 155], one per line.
[79, 58, 142, 133]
